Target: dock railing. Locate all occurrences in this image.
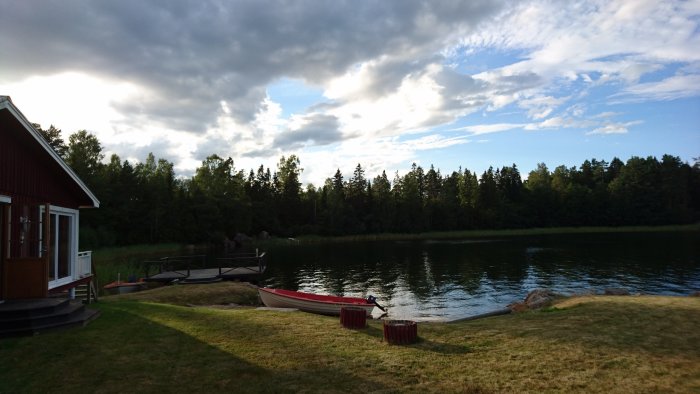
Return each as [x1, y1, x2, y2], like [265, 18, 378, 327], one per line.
[143, 254, 207, 278]
[142, 250, 267, 282]
[216, 250, 266, 276]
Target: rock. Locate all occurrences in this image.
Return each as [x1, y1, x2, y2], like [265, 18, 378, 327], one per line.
[509, 289, 558, 312]
[507, 302, 529, 312]
[604, 288, 630, 296]
[525, 289, 558, 309]
[234, 232, 251, 245]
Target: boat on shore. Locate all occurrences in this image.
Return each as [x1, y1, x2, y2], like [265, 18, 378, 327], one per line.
[104, 279, 147, 295]
[258, 288, 380, 316]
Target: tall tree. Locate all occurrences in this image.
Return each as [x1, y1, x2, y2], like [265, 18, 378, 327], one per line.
[371, 171, 394, 233]
[275, 155, 303, 233]
[325, 169, 347, 234]
[190, 155, 251, 241]
[65, 130, 104, 187]
[525, 163, 554, 226]
[477, 167, 501, 228]
[32, 123, 68, 157]
[346, 164, 369, 232]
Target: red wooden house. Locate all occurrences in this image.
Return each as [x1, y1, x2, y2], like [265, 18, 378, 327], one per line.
[0, 95, 99, 302]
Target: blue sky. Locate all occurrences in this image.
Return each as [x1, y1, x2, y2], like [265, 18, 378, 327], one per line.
[1, 0, 698, 185]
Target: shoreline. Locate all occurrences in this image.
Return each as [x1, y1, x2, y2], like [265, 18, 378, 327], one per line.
[270, 223, 700, 244]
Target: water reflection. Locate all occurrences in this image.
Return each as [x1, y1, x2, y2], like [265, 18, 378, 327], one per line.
[263, 232, 700, 321]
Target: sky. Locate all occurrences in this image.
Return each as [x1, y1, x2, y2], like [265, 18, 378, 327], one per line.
[1, 0, 699, 186]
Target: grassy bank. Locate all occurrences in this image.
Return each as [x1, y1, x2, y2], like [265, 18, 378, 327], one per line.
[284, 223, 700, 244]
[1, 286, 699, 393]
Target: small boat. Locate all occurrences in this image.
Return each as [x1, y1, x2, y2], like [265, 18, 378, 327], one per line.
[104, 279, 147, 295]
[258, 288, 380, 316]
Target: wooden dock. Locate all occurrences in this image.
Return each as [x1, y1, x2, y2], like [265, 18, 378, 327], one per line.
[146, 266, 265, 283]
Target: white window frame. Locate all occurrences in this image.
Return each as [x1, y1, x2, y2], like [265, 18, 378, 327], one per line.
[40, 205, 79, 289]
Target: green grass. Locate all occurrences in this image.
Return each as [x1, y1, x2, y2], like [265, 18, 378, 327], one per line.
[2, 290, 699, 393]
[103, 281, 262, 306]
[285, 223, 700, 244]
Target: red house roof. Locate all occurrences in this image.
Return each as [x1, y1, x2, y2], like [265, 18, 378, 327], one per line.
[0, 95, 100, 208]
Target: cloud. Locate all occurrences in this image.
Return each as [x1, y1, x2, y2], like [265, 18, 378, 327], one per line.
[518, 95, 569, 119]
[274, 113, 343, 149]
[460, 0, 700, 104]
[1, 0, 698, 185]
[611, 74, 700, 102]
[0, 1, 502, 126]
[587, 120, 643, 135]
[456, 123, 526, 135]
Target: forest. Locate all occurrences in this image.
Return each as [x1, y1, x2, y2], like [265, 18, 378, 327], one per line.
[35, 125, 700, 248]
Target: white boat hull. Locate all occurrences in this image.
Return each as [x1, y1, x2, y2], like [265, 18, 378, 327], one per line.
[105, 282, 146, 295]
[258, 288, 375, 316]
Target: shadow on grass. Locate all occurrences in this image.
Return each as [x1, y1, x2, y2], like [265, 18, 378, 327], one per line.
[0, 302, 391, 394]
[355, 321, 471, 355]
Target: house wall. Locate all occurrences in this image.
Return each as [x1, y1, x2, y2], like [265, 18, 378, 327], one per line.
[0, 110, 87, 259]
[0, 110, 87, 208]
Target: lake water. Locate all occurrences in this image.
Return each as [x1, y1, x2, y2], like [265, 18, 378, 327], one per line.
[261, 231, 700, 321]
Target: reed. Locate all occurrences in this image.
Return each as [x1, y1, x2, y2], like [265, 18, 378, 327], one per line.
[281, 223, 700, 244]
[90, 243, 188, 288]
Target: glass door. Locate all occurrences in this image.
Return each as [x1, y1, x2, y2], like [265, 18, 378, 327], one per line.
[41, 206, 77, 288]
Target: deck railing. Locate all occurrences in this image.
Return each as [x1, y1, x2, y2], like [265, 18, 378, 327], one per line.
[217, 250, 266, 276]
[77, 251, 92, 278]
[143, 254, 208, 278]
[143, 250, 267, 282]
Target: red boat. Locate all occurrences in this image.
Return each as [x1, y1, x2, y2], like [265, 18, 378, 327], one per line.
[104, 279, 147, 295]
[258, 288, 380, 316]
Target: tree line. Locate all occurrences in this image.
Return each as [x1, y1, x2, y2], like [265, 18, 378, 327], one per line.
[35, 125, 700, 248]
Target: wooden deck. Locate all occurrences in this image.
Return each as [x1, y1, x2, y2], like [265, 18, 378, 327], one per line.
[0, 298, 100, 337]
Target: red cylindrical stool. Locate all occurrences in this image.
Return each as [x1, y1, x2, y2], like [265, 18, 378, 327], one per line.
[340, 306, 367, 329]
[383, 320, 417, 344]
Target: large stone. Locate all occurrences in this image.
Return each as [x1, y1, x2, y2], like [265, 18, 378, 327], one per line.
[604, 288, 630, 296]
[525, 289, 558, 309]
[509, 289, 558, 311]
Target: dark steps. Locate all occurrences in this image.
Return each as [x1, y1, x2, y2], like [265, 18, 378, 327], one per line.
[74, 282, 99, 303]
[0, 298, 100, 338]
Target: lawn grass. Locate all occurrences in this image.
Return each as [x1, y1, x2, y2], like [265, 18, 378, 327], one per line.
[103, 281, 261, 307]
[1, 288, 699, 393]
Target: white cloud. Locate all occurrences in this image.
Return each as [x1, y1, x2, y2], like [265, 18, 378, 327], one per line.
[587, 120, 643, 135]
[460, 0, 700, 103]
[518, 95, 569, 119]
[612, 74, 700, 102]
[0, 72, 140, 140]
[456, 123, 525, 135]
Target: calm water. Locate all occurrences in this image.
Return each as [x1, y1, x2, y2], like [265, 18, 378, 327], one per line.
[261, 231, 700, 321]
